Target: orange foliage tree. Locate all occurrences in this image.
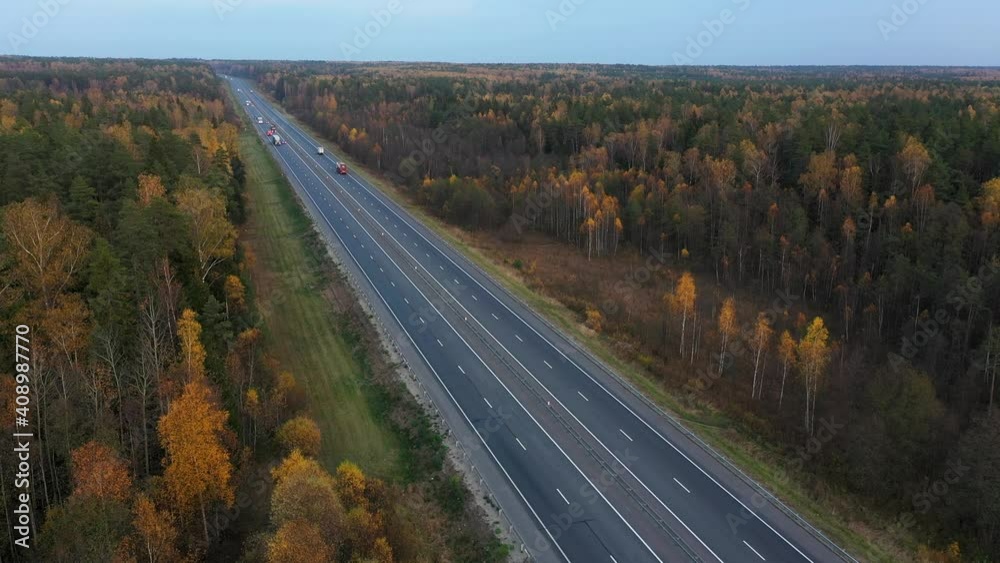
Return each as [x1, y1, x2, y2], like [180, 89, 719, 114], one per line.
[158, 379, 234, 543]
[70, 441, 133, 501]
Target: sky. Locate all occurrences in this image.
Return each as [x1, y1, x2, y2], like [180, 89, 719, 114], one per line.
[2, 0, 998, 66]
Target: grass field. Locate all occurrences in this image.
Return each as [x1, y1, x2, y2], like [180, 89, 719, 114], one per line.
[238, 130, 401, 478]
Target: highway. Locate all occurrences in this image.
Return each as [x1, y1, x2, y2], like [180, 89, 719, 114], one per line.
[227, 76, 851, 563]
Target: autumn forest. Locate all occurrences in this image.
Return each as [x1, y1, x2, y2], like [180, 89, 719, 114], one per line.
[0, 59, 504, 563]
[215, 61, 1000, 560]
[1, 56, 999, 562]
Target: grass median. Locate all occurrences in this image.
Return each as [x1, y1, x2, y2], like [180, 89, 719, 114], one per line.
[239, 129, 402, 478]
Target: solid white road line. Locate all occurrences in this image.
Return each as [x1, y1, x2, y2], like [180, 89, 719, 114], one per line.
[248, 115, 576, 562]
[744, 541, 766, 561]
[673, 478, 691, 494]
[250, 86, 676, 563]
[286, 97, 812, 559]
[333, 168, 808, 561]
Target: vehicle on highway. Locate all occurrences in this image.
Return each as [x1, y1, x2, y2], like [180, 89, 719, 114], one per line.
[317, 146, 324, 155]
[257, 116, 264, 124]
[336, 162, 348, 175]
[272, 134, 283, 146]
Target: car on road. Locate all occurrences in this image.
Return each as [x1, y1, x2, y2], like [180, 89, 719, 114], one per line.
[336, 162, 348, 175]
[317, 146, 325, 155]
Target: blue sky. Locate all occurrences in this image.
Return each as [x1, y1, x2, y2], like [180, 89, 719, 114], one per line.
[3, 0, 997, 65]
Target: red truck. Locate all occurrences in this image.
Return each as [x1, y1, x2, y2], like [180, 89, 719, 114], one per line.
[336, 162, 348, 175]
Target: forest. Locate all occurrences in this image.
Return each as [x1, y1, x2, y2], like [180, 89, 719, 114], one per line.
[213, 61, 1000, 560]
[0, 58, 502, 562]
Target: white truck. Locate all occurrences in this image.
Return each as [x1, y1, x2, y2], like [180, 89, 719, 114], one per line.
[272, 134, 282, 146]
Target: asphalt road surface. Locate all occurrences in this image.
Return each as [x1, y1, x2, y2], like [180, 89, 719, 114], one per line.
[227, 76, 853, 563]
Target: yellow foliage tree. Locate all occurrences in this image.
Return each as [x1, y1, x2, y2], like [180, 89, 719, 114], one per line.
[267, 519, 332, 563]
[158, 379, 234, 543]
[797, 317, 831, 434]
[718, 297, 738, 376]
[585, 307, 604, 334]
[666, 272, 697, 357]
[336, 461, 367, 509]
[778, 330, 797, 408]
[277, 416, 322, 458]
[751, 312, 773, 399]
[1, 198, 93, 308]
[175, 188, 236, 281]
[900, 135, 931, 195]
[137, 173, 166, 207]
[979, 177, 1000, 228]
[176, 309, 206, 382]
[223, 274, 246, 315]
[270, 451, 344, 547]
[132, 494, 181, 563]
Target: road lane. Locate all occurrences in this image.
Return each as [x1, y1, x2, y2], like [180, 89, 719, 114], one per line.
[235, 79, 678, 563]
[231, 76, 852, 563]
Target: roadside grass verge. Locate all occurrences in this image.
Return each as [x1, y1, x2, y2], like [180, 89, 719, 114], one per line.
[235, 116, 510, 561]
[239, 128, 402, 478]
